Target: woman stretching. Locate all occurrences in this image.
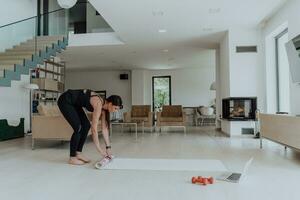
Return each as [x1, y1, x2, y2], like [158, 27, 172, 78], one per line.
[57, 89, 123, 165]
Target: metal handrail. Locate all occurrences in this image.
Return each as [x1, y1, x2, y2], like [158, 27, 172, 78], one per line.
[0, 8, 65, 29]
[0, 1, 93, 29]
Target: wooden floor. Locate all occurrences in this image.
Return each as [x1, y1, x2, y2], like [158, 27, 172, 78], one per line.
[1, 126, 300, 200]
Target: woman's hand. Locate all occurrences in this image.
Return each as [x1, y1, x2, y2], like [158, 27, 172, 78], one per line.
[106, 148, 112, 157]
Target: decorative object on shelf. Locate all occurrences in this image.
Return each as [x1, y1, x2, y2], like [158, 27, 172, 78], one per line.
[32, 78, 58, 91]
[24, 83, 39, 90]
[32, 100, 39, 113]
[0, 118, 24, 141]
[24, 83, 39, 133]
[210, 82, 216, 91]
[31, 58, 66, 105]
[57, 0, 77, 9]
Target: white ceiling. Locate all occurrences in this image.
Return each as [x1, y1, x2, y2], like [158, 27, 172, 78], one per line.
[62, 0, 287, 70]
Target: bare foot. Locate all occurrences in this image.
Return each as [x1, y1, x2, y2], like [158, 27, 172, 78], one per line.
[68, 157, 85, 165]
[76, 153, 91, 163]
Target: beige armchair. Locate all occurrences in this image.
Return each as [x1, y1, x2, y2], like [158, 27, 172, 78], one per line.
[123, 105, 153, 131]
[156, 105, 186, 133]
[32, 105, 100, 149]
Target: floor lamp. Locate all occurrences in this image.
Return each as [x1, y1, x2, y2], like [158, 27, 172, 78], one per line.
[24, 83, 39, 134]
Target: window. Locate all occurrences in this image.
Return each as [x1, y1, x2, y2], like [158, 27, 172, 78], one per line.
[275, 29, 290, 113]
[152, 76, 171, 112]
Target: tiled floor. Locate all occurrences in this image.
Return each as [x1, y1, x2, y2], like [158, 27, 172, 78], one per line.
[1, 126, 300, 200]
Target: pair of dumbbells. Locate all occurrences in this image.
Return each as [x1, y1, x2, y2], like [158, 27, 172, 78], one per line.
[191, 176, 214, 185]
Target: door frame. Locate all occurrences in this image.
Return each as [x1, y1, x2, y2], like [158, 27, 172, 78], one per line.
[152, 75, 172, 112]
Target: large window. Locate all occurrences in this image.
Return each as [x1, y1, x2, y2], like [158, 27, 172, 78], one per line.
[275, 29, 290, 113]
[152, 76, 171, 112]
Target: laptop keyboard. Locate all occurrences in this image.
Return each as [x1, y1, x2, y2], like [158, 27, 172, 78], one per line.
[227, 173, 241, 181]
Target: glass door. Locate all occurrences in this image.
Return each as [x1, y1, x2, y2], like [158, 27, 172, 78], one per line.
[152, 76, 171, 112]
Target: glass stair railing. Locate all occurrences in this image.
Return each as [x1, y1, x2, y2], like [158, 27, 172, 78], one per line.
[0, 9, 69, 87]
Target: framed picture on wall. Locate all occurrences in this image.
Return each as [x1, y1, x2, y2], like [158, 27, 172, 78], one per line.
[95, 90, 106, 100]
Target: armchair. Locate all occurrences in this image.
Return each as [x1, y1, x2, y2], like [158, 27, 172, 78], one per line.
[123, 105, 153, 131]
[156, 105, 186, 133]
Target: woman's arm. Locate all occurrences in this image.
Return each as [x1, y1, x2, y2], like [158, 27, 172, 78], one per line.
[91, 100, 106, 156]
[101, 111, 111, 148]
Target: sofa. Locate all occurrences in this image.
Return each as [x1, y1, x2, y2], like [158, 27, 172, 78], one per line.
[0, 118, 24, 141]
[156, 105, 186, 133]
[32, 104, 100, 149]
[123, 105, 153, 131]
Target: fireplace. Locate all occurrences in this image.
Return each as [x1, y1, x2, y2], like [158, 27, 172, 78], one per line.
[222, 97, 257, 121]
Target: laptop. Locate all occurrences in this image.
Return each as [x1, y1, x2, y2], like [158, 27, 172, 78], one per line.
[217, 158, 253, 183]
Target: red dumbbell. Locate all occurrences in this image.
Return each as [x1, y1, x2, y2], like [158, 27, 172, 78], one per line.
[208, 177, 214, 184]
[191, 176, 214, 185]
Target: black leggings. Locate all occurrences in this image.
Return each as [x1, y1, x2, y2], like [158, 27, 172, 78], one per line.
[58, 94, 91, 157]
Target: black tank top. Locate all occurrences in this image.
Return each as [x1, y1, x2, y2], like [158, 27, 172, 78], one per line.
[66, 89, 102, 112]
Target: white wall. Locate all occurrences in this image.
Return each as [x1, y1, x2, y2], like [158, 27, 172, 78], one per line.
[0, 0, 37, 51]
[219, 32, 230, 99]
[67, 66, 215, 118]
[228, 28, 260, 97]
[131, 70, 146, 105]
[65, 70, 132, 112]
[86, 3, 112, 33]
[48, 0, 68, 36]
[0, 75, 30, 132]
[146, 68, 215, 107]
[262, 0, 300, 115]
[0, 0, 36, 132]
[68, 32, 124, 47]
[0, 0, 36, 26]
[218, 28, 261, 136]
[132, 67, 216, 108]
[216, 32, 231, 126]
[215, 48, 221, 127]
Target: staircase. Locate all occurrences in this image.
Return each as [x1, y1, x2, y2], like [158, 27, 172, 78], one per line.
[0, 35, 68, 87]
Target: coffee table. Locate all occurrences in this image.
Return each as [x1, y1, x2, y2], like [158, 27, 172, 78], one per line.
[110, 121, 144, 140]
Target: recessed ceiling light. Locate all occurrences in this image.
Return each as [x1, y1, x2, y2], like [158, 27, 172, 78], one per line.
[209, 8, 221, 14]
[158, 29, 167, 33]
[162, 49, 169, 53]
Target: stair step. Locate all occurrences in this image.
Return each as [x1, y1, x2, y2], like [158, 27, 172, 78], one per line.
[0, 35, 67, 86]
[0, 65, 15, 77]
[13, 43, 53, 50]
[0, 59, 24, 65]
[0, 55, 32, 60]
[3, 50, 36, 55]
[27, 35, 64, 41]
[20, 40, 56, 46]
[0, 65, 15, 71]
[6, 47, 45, 52]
